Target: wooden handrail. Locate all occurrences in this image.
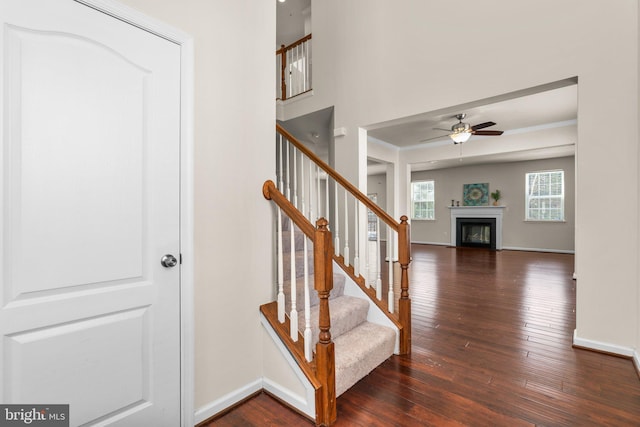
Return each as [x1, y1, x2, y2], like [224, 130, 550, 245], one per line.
[277, 34, 313, 101]
[276, 33, 313, 55]
[263, 179, 337, 424]
[276, 123, 412, 356]
[263, 180, 315, 238]
[265, 122, 413, 423]
[276, 124, 400, 232]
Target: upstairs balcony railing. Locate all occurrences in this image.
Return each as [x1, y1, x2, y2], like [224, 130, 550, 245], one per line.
[277, 34, 312, 100]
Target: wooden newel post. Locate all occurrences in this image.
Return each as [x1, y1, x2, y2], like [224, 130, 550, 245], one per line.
[280, 44, 287, 100]
[314, 217, 336, 425]
[398, 215, 412, 355]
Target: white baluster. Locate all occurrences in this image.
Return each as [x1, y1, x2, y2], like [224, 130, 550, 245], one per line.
[285, 141, 291, 201]
[334, 181, 340, 256]
[300, 151, 305, 222]
[277, 206, 285, 323]
[303, 235, 312, 361]
[287, 49, 293, 98]
[290, 221, 298, 341]
[293, 45, 298, 95]
[365, 212, 370, 288]
[304, 40, 311, 90]
[308, 158, 314, 221]
[292, 45, 297, 96]
[388, 229, 394, 313]
[344, 190, 349, 267]
[277, 134, 285, 322]
[292, 147, 298, 209]
[325, 174, 329, 220]
[376, 217, 382, 300]
[297, 44, 302, 95]
[278, 134, 284, 192]
[354, 199, 360, 276]
[316, 165, 321, 221]
[300, 43, 305, 94]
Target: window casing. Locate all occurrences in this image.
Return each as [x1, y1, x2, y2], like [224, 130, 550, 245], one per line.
[411, 180, 435, 220]
[525, 170, 564, 221]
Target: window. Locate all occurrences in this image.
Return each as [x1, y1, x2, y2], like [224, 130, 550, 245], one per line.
[525, 170, 564, 221]
[411, 180, 435, 220]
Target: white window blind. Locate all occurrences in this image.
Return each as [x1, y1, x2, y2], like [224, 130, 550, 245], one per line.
[411, 180, 435, 220]
[525, 170, 564, 221]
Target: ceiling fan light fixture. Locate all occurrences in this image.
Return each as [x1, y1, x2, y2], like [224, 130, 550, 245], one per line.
[450, 116, 472, 143]
[450, 131, 472, 144]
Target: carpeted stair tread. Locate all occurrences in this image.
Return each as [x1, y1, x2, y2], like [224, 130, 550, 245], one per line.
[281, 229, 308, 253]
[283, 273, 346, 313]
[333, 321, 396, 396]
[282, 250, 315, 281]
[298, 295, 369, 345]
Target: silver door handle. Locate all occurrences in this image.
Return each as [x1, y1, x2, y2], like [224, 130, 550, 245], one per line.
[161, 254, 178, 268]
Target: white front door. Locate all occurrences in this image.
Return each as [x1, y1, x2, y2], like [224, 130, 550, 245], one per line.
[0, 1, 182, 425]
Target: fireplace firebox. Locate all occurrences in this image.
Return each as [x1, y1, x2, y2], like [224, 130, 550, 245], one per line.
[456, 218, 497, 250]
[449, 206, 504, 250]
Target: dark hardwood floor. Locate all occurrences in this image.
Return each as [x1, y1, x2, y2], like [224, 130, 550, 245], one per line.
[206, 245, 640, 426]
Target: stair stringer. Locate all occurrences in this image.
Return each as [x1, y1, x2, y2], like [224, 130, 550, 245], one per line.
[260, 311, 316, 420]
[333, 260, 401, 354]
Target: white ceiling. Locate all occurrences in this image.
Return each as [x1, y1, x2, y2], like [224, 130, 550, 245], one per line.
[279, 107, 333, 161]
[367, 83, 578, 149]
[276, 0, 310, 47]
[366, 81, 578, 173]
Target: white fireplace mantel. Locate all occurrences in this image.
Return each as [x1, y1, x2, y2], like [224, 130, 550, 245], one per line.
[449, 206, 506, 250]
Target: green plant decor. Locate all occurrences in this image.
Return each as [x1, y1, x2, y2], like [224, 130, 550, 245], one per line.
[490, 189, 501, 205]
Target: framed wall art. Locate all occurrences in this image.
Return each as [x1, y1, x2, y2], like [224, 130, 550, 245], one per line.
[463, 183, 489, 206]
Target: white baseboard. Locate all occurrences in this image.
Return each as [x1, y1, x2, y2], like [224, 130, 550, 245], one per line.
[410, 241, 575, 254]
[260, 313, 315, 418]
[410, 240, 449, 246]
[193, 378, 262, 425]
[572, 330, 635, 357]
[262, 377, 313, 418]
[502, 246, 575, 254]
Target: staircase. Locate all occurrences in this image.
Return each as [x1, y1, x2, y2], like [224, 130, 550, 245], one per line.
[260, 124, 412, 426]
[281, 218, 396, 397]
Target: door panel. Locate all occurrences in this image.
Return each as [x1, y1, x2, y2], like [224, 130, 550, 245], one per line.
[1, 1, 181, 425]
[5, 308, 150, 426]
[6, 25, 147, 298]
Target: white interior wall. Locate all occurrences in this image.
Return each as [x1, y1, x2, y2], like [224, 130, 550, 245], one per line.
[118, 0, 640, 416]
[367, 173, 387, 241]
[410, 156, 575, 252]
[116, 0, 275, 419]
[294, 1, 639, 352]
[261, 321, 314, 417]
[638, 0, 640, 366]
[367, 174, 387, 212]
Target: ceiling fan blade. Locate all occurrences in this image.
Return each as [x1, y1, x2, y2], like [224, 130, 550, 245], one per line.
[473, 130, 504, 136]
[432, 127, 452, 132]
[471, 121, 496, 131]
[419, 133, 451, 142]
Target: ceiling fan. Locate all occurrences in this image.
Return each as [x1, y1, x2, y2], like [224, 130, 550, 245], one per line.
[422, 113, 504, 144]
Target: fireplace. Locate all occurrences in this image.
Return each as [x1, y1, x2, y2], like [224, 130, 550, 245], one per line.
[456, 218, 496, 250]
[449, 206, 505, 250]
